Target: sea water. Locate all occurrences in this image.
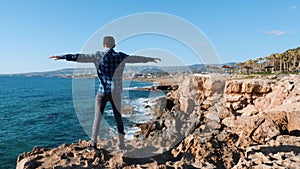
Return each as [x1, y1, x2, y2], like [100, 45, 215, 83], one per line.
[0, 76, 164, 169]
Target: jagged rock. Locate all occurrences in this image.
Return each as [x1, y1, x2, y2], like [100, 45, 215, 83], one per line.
[241, 82, 255, 94]
[232, 101, 244, 110]
[216, 103, 232, 119]
[151, 97, 167, 118]
[263, 111, 288, 133]
[226, 81, 242, 94]
[122, 106, 134, 115]
[222, 117, 236, 128]
[287, 110, 300, 134]
[205, 110, 220, 123]
[252, 119, 281, 144]
[154, 85, 172, 91]
[239, 105, 259, 116]
[196, 75, 225, 97]
[179, 97, 195, 113]
[233, 135, 300, 169]
[225, 94, 242, 102]
[224, 79, 273, 111]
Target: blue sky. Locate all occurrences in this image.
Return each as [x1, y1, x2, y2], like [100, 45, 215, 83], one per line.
[0, 0, 299, 73]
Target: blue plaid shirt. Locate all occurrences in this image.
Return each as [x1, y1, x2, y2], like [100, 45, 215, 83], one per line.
[61, 48, 155, 94]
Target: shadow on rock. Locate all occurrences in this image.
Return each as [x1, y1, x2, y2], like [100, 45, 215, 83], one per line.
[122, 146, 181, 166]
[247, 145, 300, 157]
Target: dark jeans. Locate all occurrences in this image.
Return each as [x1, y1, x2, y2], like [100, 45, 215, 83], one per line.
[91, 92, 125, 142]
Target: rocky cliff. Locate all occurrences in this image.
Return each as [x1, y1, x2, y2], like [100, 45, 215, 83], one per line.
[17, 74, 300, 169]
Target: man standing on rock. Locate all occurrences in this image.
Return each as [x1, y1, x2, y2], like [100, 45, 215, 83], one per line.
[49, 36, 161, 150]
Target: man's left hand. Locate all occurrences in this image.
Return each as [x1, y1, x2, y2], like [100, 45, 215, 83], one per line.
[153, 58, 161, 63]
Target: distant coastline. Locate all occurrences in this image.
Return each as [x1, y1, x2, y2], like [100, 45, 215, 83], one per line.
[2, 62, 236, 77]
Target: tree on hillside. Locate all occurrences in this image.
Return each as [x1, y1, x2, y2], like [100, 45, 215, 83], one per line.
[282, 52, 292, 71]
[277, 53, 284, 72]
[295, 48, 300, 71]
[269, 53, 277, 72]
[236, 62, 246, 74]
[245, 59, 257, 73]
[257, 57, 264, 71]
[287, 49, 299, 71]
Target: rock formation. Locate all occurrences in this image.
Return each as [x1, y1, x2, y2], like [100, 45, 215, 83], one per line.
[17, 74, 300, 169]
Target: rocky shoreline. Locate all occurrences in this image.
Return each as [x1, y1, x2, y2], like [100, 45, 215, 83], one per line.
[17, 74, 300, 169]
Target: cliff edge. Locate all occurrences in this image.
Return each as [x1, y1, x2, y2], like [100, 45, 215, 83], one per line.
[17, 74, 300, 169]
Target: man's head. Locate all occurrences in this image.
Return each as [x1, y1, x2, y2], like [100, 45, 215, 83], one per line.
[103, 36, 116, 49]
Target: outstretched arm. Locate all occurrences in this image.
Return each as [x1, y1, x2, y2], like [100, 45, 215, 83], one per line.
[49, 54, 79, 61]
[125, 55, 161, 63]
[49, 52, 103, 63]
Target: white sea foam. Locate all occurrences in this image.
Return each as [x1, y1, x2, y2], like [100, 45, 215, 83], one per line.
[123, 86, 139, 91]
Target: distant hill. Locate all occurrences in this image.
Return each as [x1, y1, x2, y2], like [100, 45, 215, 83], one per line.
[9, 63, 236, 77]
[11, 68, 76, 77]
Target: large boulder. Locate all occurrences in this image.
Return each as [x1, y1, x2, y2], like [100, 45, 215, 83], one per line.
[226, 81, 242, 94]
[224, 79, 272, 111]
[287, 110, 300, 134]
[252, 118, 281, 144]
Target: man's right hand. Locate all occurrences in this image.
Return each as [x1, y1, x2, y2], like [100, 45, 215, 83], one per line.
[48, 56, 61, 60]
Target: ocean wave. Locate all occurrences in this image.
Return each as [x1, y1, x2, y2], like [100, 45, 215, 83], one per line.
[123, 86, 139, 91]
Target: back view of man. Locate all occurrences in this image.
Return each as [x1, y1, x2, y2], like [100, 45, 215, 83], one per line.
[49, 36, 161, 150]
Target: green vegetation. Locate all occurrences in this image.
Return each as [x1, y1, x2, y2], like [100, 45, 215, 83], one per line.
[245, 75, 256, 79]
[236, 47, 300, 74]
